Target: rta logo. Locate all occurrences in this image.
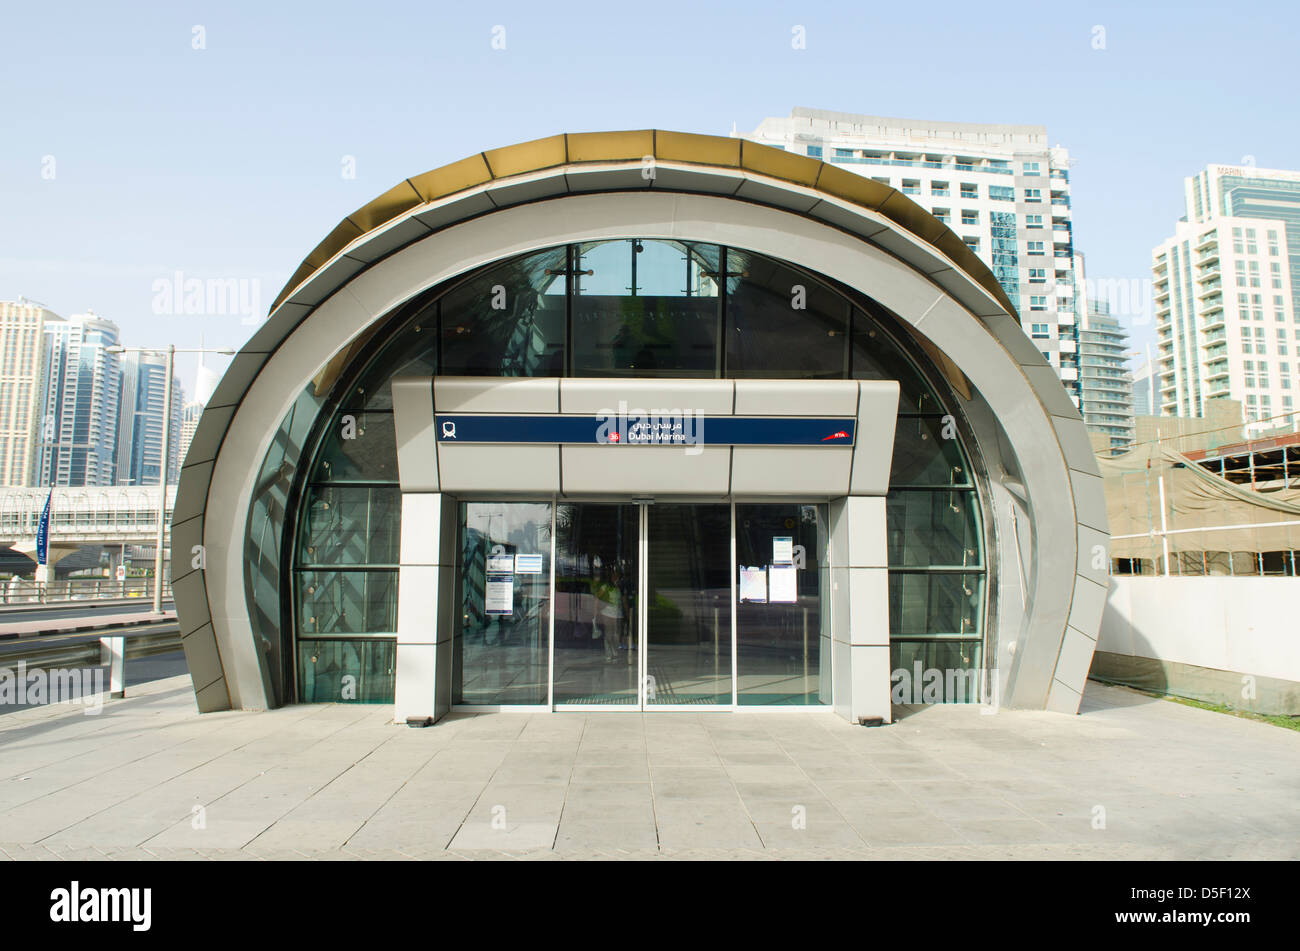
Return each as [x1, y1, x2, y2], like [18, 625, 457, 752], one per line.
[608, 432, 620, 443]
[821, 430, 849, 441]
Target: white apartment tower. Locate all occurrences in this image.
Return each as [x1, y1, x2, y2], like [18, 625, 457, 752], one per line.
[0, 299, 57, 486]
[1152, 164, 1300, 431]
[745, 108, 1083, 405]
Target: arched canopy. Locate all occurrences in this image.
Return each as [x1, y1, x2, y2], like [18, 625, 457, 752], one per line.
[173, 130, 1108, 719]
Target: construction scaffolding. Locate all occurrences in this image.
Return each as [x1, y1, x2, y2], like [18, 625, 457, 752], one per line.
[1103, 411, 1300, 576]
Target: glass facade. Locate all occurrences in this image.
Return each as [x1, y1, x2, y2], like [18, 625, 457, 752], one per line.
[269, 240, 989, 708]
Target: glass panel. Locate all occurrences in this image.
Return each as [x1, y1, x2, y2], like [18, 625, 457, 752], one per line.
[311, 412, 399, 483]
[890, 414, 971, 486]
[248, 385, 324, 705]
[851, 306, 942, 414]
[439, 247, 567, 376]
[645, 503, 732, 705]
[298, 485, 400, 566]
[572, 239, 719, 377]
[454, 501, 552, 705]
[886, 489, 981, 569]
[297, 569, 397, 635]
[726, 250, 847, 378]
[735, 503, 827, 705]
[889, 639, 983, 703]
[553, 503, 639, 704]
[297, 638, 395, 703]
[888, 572, 983, 637]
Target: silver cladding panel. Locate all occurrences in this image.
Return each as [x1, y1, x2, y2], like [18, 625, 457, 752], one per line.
[396, 376, 901, 498]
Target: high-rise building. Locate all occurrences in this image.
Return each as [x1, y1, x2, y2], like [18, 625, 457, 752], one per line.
[1078, 299, 1135, 453]
[36, 313, 121, 487]
[0, 299, 57, 486]
[1152, 164, 1300, 431]
[1131, 347, 1158, 418]
[116, 351, 184, 486]
[744, 107, 1083, 404]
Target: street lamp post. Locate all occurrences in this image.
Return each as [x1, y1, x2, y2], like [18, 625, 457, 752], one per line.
[108, 344, 234, 614]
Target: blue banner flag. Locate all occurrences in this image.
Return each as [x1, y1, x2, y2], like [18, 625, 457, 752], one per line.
[36, 490, 51, 566]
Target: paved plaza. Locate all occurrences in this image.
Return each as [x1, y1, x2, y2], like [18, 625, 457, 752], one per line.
[0, 675, 1296, 860]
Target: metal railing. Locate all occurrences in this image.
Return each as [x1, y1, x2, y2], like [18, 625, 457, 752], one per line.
[0, 578, 173, 605]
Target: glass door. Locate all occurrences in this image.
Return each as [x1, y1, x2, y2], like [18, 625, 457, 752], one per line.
[553, 503, 640, 706]
[642, 504, 733, 707]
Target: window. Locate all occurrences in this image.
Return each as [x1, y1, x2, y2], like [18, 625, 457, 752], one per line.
[932, 207, 950, 223]
[871, 176, 890, 185]
[988, 185, 1014, 201]
[1029, 296, 1047, 311]
[1022, 161, 1041, 175]
[1025, 214, 1043, 229]
[1269, 231, 1279, 256]
[931, 181, 950, 196]
[1027, 241, 1045, 255]
[807, 145, 823, 158]
[963, 236, 980, 252]
[1024, 188, 1042, 202]
[1272, 262, 1283, 289]
[960, 183, 978, 199]
[1028, 267, 1046, 283]
[1030, 323, 1050, 337]
[1250, 261, 1261, 288]
[902, 179, 921, 195]
[961, 210, 979, 226]
[834, 148, 852, 157]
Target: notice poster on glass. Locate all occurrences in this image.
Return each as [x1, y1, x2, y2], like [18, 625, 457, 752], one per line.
[769, 564, 798, 603]
[739, 566, 767, 603]
[486, 553, 514, 573]
[485, 574, 514, 615]
[772, 536, 794, 565]
[514, 553, 544, 574]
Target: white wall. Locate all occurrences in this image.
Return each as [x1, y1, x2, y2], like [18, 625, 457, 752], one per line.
[1100, 577, 1300, 683]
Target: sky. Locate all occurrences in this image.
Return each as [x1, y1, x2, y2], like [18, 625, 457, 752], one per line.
[2, 0, 1297, 394]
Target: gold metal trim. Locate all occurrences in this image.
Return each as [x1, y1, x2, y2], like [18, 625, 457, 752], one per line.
[270, 130, 1016, 318]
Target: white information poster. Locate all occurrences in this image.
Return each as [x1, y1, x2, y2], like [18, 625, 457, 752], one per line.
[485, 574, 514, 615]
[769, 564, 798, 603]
[486, 554, 514, 573]
[739, 566, 767, 603]
[514, 553, 544, 574]
[772, 536, 794, 565]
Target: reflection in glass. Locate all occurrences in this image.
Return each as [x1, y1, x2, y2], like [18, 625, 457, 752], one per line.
[312, 413, 399, 483]
[890, 639, 983, 703]
[440, 247, 567, 376]
[726, 250, 847, 378]
[298, 639, 395, 703]
[890, 414, 972, 486]
[572, 240, 720, 377]
[646, 504, 732, 704]
[735, 503, 828, 705]
[888, 572, 983, 637]
[297, 570, 397, 635]
[454, 502, 551, 704]
[298, 485, 400, 566]
[553, 504, 639, 704]
[886, 489, 981, 569]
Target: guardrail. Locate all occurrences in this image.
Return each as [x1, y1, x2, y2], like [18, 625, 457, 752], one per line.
[8, 625, 182, 671]
[0, 578, 173, 605]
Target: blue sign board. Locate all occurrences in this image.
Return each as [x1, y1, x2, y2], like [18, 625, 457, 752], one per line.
[435, 414, 855, 447]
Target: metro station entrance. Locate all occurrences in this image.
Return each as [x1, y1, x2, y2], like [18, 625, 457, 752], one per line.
[453, 501, 828, 711]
